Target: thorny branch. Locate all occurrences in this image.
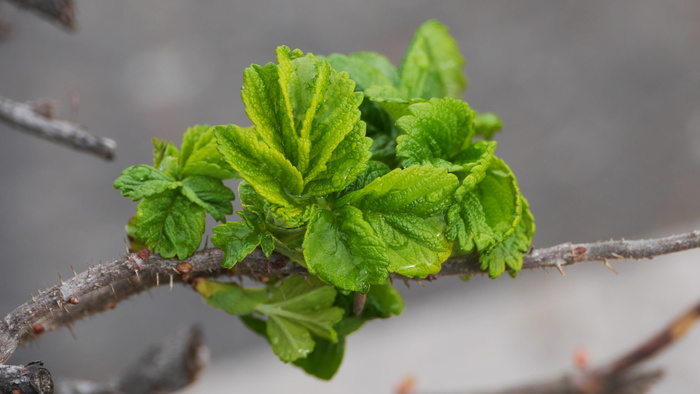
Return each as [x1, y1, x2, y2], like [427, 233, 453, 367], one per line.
[2, 230, 700, 366]
[7, 0, 76, 30]
[0, 96, 116, 160]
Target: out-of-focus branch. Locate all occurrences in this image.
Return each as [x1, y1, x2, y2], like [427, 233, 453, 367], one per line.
[461, 297, 700, 394]
[7, 0, 75, 31]
[0, 96, 116, 160]
[2, 231, 700, 365]
[0, 362, 53, 394]
[56, 326, 207, 394]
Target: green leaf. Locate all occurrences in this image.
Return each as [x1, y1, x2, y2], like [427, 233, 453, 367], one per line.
[211, 221, 263, 268]
[447, 157, 523, 254]
[473, 112, 503, 140]
[341, 166, 459, 277]
[180, 125, 237, 180]
[396, 97, 475, 169]
[358, 99, 400, 165]
[181, 176, 235, 222]
[195, 280, 268, 316]
[480, 198, 535, 278]
[216, 124, 303, 206]
[132, 190, 205, 259]
[304, 207, 390, 293]
[152, 139, 180, 177]
[452, 140, 498, 190]
[323, 52, 399, 90]
[399, 20, 466, 100]
[113, 165, 177, 201]
[255, 277, 344, 362]
[337, 160, 391, 197]
[293, 336, 345, 380]
[233, 46, 371, 201]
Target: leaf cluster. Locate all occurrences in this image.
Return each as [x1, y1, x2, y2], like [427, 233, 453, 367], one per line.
[113, 20, 535, 379]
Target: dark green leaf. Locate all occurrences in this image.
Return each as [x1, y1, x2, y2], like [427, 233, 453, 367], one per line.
[211, 221, 262, 268]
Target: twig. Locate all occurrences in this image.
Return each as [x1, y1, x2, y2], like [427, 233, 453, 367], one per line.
[56, 325, 207, 394]
[1, 231, 700, 364]
[0, 96, 116, 161]
[459, 297, 700, 394]
[7, 0, 76, 31]
[0, 362, 53, 394]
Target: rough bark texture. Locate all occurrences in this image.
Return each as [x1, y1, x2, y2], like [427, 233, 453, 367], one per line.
[0, 362, 54, 394]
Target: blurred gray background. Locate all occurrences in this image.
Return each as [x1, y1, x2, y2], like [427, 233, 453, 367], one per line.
[2, 1, 700, 392]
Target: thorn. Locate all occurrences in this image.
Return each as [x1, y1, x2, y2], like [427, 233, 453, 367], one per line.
[204, 234, 209, 249]
[169, 274, 174, 291]
[70, 265, 77, 277]
[30, 293, 35, 302]
[62, 304, 74, 318]
[110, 283, 118, 299]
[87, 265, 91, 278]
[135, 269, 141, 282]
[49, 308, 55, 318]
[58, 272, 64, 285]
[555, 261, 566, 276]
[603, 259, 618, 274]
[66, 323, 77, 340]
[402, 279, 411, 288]
[156, 272, 160, 290]
[611, 252, 624, 259]
[123, 237, 130, 254]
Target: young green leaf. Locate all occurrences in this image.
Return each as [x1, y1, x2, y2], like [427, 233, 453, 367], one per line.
[447, 158, 523, 255]
[473, 112, 503, 140]
[211, 221, 264, 268]
[452, 140, 498, 189]
[323, 52, 399, 91]
[114, 165, 177, 201]
[131, 190, 205, 259]
[219, 46, 371, 207]
[395, 97, 475, 169]
[254, 277, 344, 362]
[181, 176, 235, 222]
[480, 198, 535, 278]
[179, 125, 238, 180]
[304, 206, 390, 293]
[399, 20, 466, 100]
[152, 139, 180, 177]
[195, 280, 268, 316]
[341, 166, 459, 277]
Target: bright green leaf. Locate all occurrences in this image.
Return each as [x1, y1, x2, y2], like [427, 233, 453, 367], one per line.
[304, 207, 390, 293]
[323, 52, 399, 90]
[113, 165, 177, 201]
[180, 125, 237, 180]
[215, 124, 303, 206]
[237, 47, 370, 199]
[396, 97, 475, 169]
[447, 158, 522, 254]
[342, 166, 458, 277]
[473, 112, 503, 140]
[132, 190, 205, 259]
[181, 176, 234, 222]
[452, 140, 498, 190]
[480, 198, 535, 278]
[399, 20, 466, 100]
[195, 280, 268, 316]
[152, 138, 180, 177]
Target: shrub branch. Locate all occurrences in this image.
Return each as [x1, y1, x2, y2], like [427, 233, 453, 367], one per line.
[1, 230, 699, 366]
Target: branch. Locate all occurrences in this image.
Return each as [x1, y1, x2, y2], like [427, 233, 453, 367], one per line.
[2, 231, 700, 364]
[0, 362, 53, 394]
[0, 96, 116, 160]
[461, 297, 700, 394]
[56, 325, 207, 394]
[6, 0, 76, 30]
